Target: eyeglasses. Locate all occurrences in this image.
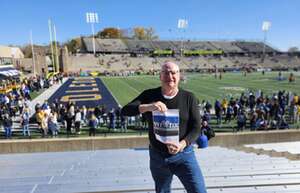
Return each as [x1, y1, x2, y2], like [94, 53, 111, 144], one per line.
[161, 70, 179, 76]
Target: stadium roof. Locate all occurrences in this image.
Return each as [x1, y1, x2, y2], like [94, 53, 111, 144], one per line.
[0, 45, 24, 58]
[81, 38, 279, 54]
[0, 67, 20, 77]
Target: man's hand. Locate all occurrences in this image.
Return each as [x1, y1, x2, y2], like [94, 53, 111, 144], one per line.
[139, 101, 167, 113]
[166, 140, 187, 155]
[152, 101, 167, 112]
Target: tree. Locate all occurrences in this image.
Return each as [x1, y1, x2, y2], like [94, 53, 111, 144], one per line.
[21, 45, 33, 58]
[145, 27, 159, 40]
[133, 27, 158, 40]
[65, 38, 82, 54]
[133, 27, 146, 40]
[97, 28, 122, 39]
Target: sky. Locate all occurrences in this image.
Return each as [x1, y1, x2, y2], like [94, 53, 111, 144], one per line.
[1, 0, 300, 51]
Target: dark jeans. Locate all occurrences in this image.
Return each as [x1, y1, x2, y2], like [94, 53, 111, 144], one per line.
[4, 126, 12, 138]
[75, 121, 81, 133]
[89, 127, 96, 136]
[149, 145, 207, 193]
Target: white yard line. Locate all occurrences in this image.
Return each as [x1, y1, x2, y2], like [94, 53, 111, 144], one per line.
[48, 176, 54, 184]
[60, 169, 66, 176]
[119, 79, 140, 94]
[30, 184, 38, 193]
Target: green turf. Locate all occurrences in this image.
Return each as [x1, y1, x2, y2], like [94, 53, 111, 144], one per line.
[3, 72, 299, 140]
[29, 90, 43, 100]
[0, 126, 148, 140]
[102, 71, 300, 106]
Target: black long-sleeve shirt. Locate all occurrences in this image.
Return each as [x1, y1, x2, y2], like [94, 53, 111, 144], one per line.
[121, 87, 201, 154]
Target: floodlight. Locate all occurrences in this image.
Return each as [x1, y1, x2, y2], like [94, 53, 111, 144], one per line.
[86, 12, 99, 55]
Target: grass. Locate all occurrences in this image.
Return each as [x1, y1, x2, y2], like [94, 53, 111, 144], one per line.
[102, 71, 300, 106]
[101, 71, 300, 132]
[29, 89, 46, 100]
[2, 71, 299, 140]
[0, 126, 148, 140]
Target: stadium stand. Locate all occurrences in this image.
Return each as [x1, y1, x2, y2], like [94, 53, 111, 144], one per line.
[95, 39, 128, 53]
[68, 38, 300, 74]
[271, 55, 300, 68]
[82, 38, 101, 53]
[68, 54, 107, 72]
[184, 41, 217, 50]
[123, 39, 154, 54]
[1, 146, 300, 193]
[151, 40, 177, 51]
[234, 41, 278, 53]
[209, 41, 244, 53]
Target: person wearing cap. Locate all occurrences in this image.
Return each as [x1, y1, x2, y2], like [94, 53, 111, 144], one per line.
[122, 61, 206, 193]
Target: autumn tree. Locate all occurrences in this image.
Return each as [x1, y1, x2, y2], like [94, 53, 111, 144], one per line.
[97, 28, 122, 39]
[133, 27, 158, 40]
[133, 27, 146, 40]
[65, 38, 82, 54]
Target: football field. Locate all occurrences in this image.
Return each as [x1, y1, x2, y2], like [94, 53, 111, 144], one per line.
[102, 71, 300, 106]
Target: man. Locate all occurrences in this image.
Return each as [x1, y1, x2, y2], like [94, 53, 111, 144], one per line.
[121, 61, 207, 193]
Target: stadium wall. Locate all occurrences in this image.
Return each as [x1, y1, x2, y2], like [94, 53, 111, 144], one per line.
[0, 130, 300, 154]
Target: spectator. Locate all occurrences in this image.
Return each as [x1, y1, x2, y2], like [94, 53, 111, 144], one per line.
[236, 111, 246, 132]
[74, 108, 82, 134]
[196, 121, 215, 149]
[214, 100, 222, 125]
[21, 108, 30, 137]
[108, 108, 116, 131]
[81, 105, 87, 125]
[36, 109, 44, 133]
[65, 103, 75, 137]
[48, 113, 59, 137]
[120, 113, 127, 132]
[224, 105, 234, 123]
[41, 113, 48, 137]
[3, 113, 13, 139]
[221, 98, 228, 115]
[89, 114, 98, 136]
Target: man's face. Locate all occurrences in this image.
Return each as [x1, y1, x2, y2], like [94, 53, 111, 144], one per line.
[160, 62, 180, 90]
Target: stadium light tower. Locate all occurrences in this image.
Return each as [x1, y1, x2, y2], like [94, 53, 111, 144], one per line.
[48, 19, 55, 73]
[86, 12, 99, 55]
[262, 21, 271, 62]
[53, 24, 60, 73]
[30, 30, 36, 76]
[178, 19, 188, 56]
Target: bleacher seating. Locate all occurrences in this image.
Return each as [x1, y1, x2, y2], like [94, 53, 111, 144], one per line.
[151, 40, 175, 50]
[184, 41, 217, 50]
[96, 39, 128, 53]
[124, 39, 154, 53]
[234, 41, 278, 53]
[76, 38, 300, 73]
[209, 41, 244, 53]
[1, 146, 300, 193]
[82, 38, 101, 53]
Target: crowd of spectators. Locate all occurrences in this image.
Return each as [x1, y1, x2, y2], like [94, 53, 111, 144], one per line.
[1, 73, 300, 140]
[0, 74, 63, 138]
[200, 90, 300, 132]
[33, 102, 128, 138]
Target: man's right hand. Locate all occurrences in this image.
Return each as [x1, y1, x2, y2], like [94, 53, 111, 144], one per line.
[152, 101, 167, 112]
[139, 101, 167, 113]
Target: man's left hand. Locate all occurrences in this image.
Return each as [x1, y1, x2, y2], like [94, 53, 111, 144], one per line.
[166, 140, 187, 155]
